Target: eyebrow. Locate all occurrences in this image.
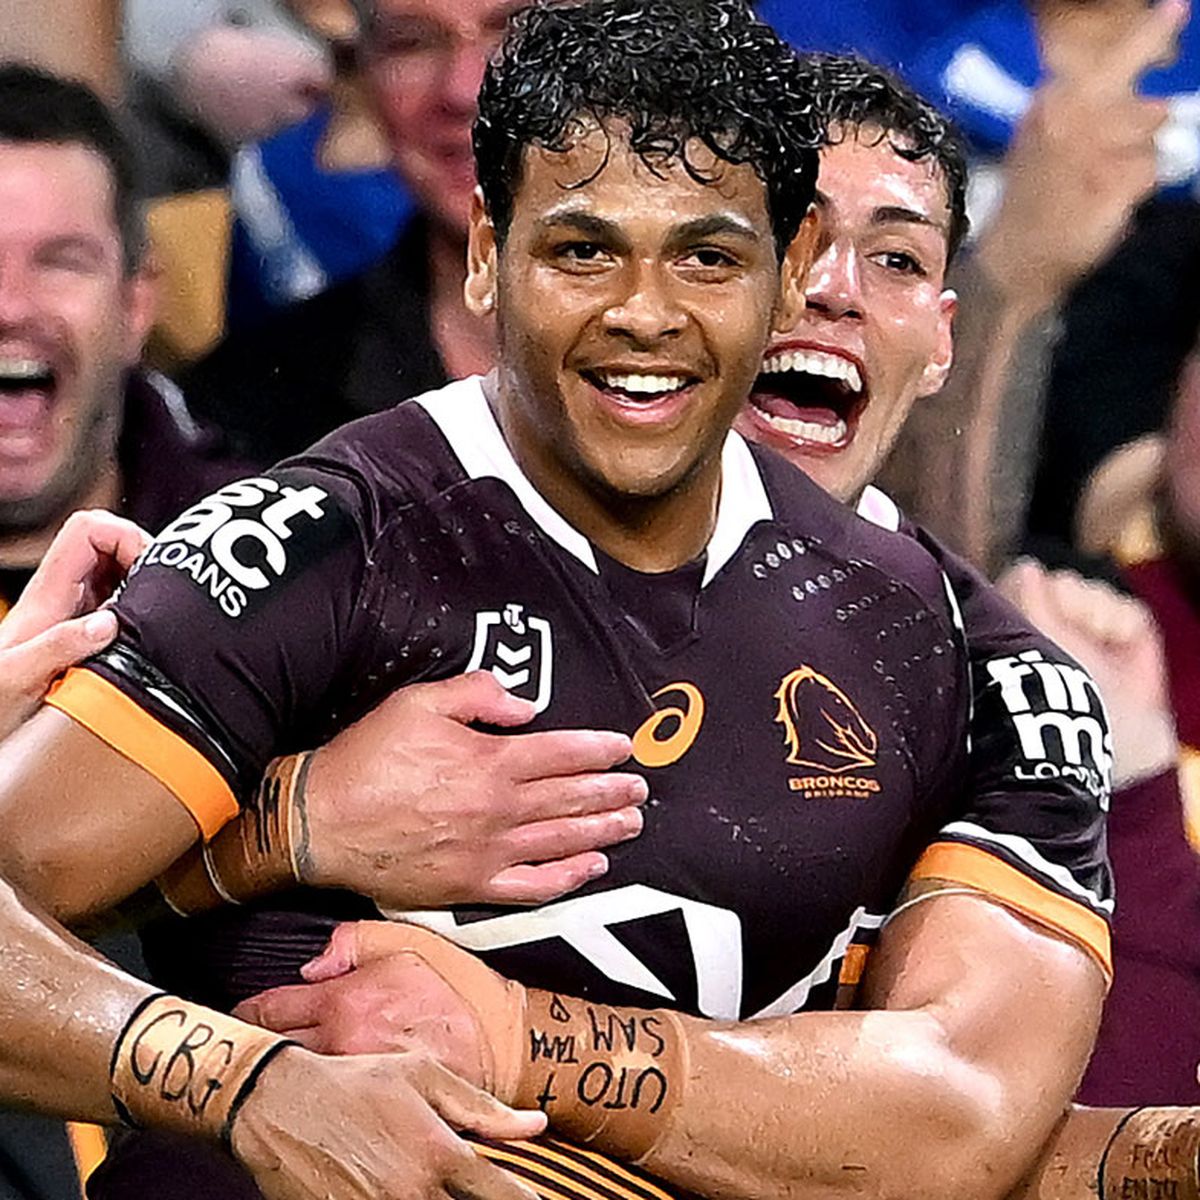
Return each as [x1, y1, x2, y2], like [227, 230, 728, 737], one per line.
[536, 210, 618, 237]
[535, 210, 630, 252]
[534, 209, 760, 249]
[814, 190, 948, 235]
[872, 204, 948, 235]
[668, 214, 760, 246]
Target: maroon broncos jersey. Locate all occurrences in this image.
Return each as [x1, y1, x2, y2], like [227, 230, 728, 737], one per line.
[54, 379, 1113, 1200]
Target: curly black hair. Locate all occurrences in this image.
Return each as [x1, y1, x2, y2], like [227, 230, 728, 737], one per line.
[473, 0, 822, 260]
[797, 53, 970, 262]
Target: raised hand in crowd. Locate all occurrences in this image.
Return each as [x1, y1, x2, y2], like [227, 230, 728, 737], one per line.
[977, 0, 1188, 318]
[904, 0, 1190, 567]
[997, 558, 1176, 787]
[0, 510, 148, 743]
[172, 25, 331, 145]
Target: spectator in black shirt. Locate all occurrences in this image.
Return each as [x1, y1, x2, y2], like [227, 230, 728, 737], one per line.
[184, 0, 521, 466]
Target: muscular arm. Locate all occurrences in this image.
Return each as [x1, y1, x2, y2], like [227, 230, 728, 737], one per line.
[0, 870, 153, 1121]
[254, 896, 1104, 1200]
[578, 894, 1102, 1200]
[0, 508, 202, 921]
[0, 709, 198, 922]
[0, 846, 548, 1200]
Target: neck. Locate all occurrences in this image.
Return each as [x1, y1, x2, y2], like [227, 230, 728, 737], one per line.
[0, 466, 122, 571]
[488, 374, 724, 573]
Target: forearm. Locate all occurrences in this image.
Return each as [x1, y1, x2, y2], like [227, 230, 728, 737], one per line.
[879, 256, 1056, 570]
[1010, 1106, 1200, 1200]
[498, 897, 1098, 1200]
[158, 754, 312, 915]
[0, 874, 149, 1122]
[516, 991, 1020, 1200]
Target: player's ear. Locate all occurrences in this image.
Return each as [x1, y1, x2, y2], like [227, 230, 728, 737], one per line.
[772, 205, 819, 335]
[119, 259, 158, 366]
[465, 187, 498, 317]
[918, 288, 957, 396]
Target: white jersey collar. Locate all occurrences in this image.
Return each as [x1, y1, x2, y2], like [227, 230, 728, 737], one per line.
[855, 484, 902, 533]
[415, 377, 773, 586]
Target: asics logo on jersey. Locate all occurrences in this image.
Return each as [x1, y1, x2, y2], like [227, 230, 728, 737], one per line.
[466, 604, 554, 713]
[774, 666, 878, 775]
[986, 650, 1113, 805]
[139, 477, 329, 619]
[632, 683, 705, 768]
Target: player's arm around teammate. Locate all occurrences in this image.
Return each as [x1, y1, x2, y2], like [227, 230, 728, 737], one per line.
[0, 509, 556, 1200]
[242, 896, 1104, 1200]
[158, 670, 648, 917]
[0, 877, 554, 1200]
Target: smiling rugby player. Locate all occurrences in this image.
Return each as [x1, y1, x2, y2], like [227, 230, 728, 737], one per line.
[32, 7, 1121, 1198]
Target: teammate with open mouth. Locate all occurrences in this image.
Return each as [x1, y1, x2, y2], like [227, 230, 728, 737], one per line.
[746, 343, 866, 451]
[0, 355, 57, 457]
[737, 112, 957, 505]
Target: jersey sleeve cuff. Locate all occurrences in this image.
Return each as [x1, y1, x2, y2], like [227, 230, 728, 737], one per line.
[46, 667, 239, 841]
[909, 841, 1113, 980]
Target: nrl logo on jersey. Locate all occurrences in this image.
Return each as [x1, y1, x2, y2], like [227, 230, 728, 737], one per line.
[986, 650, 1113, 805]
[466, 603, 553, 712]
[774, 665, 881, 799]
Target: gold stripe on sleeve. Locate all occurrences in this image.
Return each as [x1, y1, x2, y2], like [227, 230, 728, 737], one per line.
[46, 667, 238, 840]
[910, 841, 1112, 978]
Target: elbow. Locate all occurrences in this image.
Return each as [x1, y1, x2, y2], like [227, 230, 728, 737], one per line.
[0, 835, 107, 925]
[872, 1017, 1021, 1200]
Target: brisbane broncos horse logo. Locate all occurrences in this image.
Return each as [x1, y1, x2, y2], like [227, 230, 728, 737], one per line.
[774, 665, 878, 772]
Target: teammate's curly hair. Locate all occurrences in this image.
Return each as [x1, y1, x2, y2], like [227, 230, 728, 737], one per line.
[798, 53, 971, 261]
[473, 0, 822, 259]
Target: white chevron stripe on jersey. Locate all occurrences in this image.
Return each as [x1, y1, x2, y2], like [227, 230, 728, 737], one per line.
[391, 884, 745, 1018]
[750, 907, 886, 1019]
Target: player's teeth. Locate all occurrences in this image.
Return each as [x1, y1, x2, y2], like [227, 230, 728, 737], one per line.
[0, 358, 51, 381]
[757, 350, 863, 393]
[762, 411, 848, 445]
[601, 372, 688, 395]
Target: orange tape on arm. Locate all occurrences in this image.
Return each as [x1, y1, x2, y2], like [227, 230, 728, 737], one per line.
[158, 754, 313, 914]
[110, 994, 293, 1145]
[511, 992, 687, 1164]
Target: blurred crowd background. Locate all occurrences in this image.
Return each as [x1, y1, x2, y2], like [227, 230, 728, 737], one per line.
[1, 0, 1199, 1196]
